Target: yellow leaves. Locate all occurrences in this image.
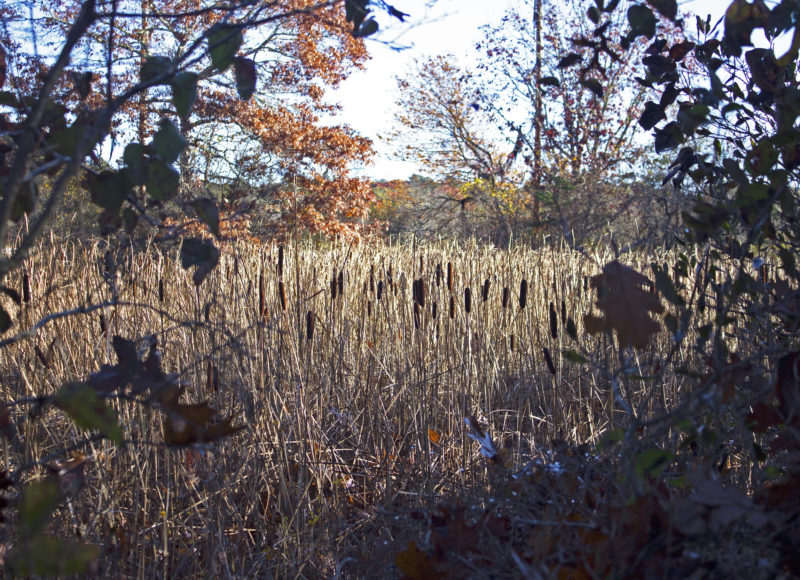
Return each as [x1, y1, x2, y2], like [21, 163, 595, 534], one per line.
[584, 260, 664, 349]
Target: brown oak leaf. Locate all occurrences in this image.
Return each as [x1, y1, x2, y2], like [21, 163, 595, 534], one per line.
[584, 260, 664, 349]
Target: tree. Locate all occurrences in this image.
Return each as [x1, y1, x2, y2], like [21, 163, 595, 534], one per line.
[0, 0, 408, 573]
[14, 0, 376, 239]
[389, 56, 528, 245]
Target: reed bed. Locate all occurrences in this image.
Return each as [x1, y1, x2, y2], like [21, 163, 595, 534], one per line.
[0, 237, 746, 577]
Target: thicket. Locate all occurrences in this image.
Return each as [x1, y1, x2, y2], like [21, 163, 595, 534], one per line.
[0, 0, 799, 577]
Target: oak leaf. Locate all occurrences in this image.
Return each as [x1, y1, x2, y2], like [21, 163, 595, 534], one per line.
[584, 260, 664, 349]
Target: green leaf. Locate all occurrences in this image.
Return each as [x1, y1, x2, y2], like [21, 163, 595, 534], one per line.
[141, 56, 173, 83]
[639, 101, 666, 130]
[180, 238, 220, 286]
[597, 428, 625, 451]
[563, 349, 588, 364]
[651, 263, 685, 306]
[171, 72, 198, 118]
[654, 121, 684, 152]
[628, 4, 657, 39]
[355, 17, 379, 37]
[18, 479, 61, 537]
[152, 119, 186, 164]
[233, 57, 257, 100]
[55, 382, 123, 443]
[580, 78, 604, 98]
[191, 198, 220, 238]
[8, 536, 99, 576]
[635, 448, 674, 479]
[123, 143, 147, 173]
[207, 24, 243, 70]
[85, 170, 132, 211]
[646, 0, 677, 20]
[144, 160, 180, 201]
[0, 305, 11, 333]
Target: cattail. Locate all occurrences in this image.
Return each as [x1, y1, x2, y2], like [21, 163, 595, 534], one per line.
[482, 278, 490, 302]
[510, 334, 514, 351]
[566, 317, 577, 341]
[330, 273, 337, 301]
[447, 262, 453, 292]
[449, 294, 455, 319]
[22, 272, 31, 304]
[561, 299, 566, 323]
[277, 245, 284, 277]
[413, 302, 421, 329]
[502, 286, 509, 309]
[519, 279, 528, 310]
[278, 280, 287, 310]
[370, 266, 375, 293]
[413, 278, 425, 308]
[367, 300, 372, 317]
[207, 361, 219, 392]
[543, 347, 556, 375]
[436, 263, 443, 286]
[464, 287, 472, 313]
[158, 277, 164, 303]
[583, 276, 588, 293]
[234, 255, 239, 277]
[377, 280, 384, 301]
[432, 300, 437, 319]
[306, 310, 315, 342]
[338, 270, 344, 297]
[549, 302, 558, 339]
[387, 265, 393, 287]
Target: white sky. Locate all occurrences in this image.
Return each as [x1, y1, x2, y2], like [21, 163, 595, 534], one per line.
[330, 0, 727, 180]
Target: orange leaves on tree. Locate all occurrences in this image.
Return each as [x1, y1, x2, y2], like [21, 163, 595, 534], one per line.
[584, 260, 664, 349]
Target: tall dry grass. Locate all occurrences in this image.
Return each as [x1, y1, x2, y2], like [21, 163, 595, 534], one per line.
[0, 237, 730, 577]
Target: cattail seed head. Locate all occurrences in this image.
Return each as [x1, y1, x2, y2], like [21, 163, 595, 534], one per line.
[449, 294, 455, 319]
[413, 302, 421, 329]
[330, 273, 337, 301]
[510, 334, 514, 351]
[561, 299, 566, 323]
[377, 280, 384, 301]
[306, 310, 315, 342]
[549, 302, 558, 339]
[278, 280, 287, 311]
[502, 286, 509, 309]
[22, 272, 31, 304]
[436, 263, 443, 286]
[464, 287, 471, 313]
[566, 317, 577, 341]
[413, 278, 425, 308]
[338, 270, 344, 297]
[158, 277, 164, 304]
[432, 300, 437, 319]
[482, 278, 490, 302]
[370, 266, 375, 293]
[259, 271, 266, 318]
[543, 347, 556, 375]
[519, 279, 528, 310]
[277, 245, 284, 277]
[447, 262, 453, 292]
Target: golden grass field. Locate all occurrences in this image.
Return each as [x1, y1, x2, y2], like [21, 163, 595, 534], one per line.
[1, 237, 748, 577]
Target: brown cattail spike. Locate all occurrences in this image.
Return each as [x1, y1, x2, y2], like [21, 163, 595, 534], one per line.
[330, 274, 337, 301]
[432, 301, 437, 319]
[413, 302, 421, 329]
[549, 302, 558, 339]
[436, 263, 443, 286]
[566, 317, 577, 341]
[338, 270, 344, 297]
[449, 295, 455, 319]
[277, 245, 284, 277]
[482, 278, 490, 302]
[377, 280, 384, 301]
[561, 299, 566, 323]
[259, 271, 266, 318]
[370, 266, 375, 293]
[447, 262, 453, 292]
[306, 311, 315, 342]
[543, 347, 556, 375]
[519, 279, 528, 310]
[502, 286, 509, 309]
[22, 272, 31, 304]
[464, 287, 471, 313]
[413, 278, 425, 308]
[158, 278, 164, 304]
[278, 281, 287, 311]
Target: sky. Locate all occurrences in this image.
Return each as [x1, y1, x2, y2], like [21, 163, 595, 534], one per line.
[329, 0, 728, 180]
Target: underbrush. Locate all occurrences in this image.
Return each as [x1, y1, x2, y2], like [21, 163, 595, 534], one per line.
[0, 238, 796, 578]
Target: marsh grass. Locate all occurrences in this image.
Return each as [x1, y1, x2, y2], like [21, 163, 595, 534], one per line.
[0, 237, 748, 577]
